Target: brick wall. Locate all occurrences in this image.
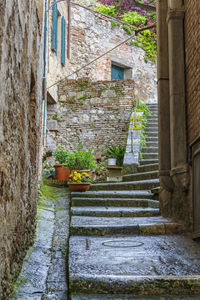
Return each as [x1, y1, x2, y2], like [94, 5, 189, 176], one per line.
[0, 1, 43, 297]
[46, 79, 134, 156]
[185, 0, 200, 144]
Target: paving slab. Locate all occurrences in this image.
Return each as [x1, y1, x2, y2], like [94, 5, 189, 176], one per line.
[13, 186, 70, 300]
[69, 235, 200, 295]
[71, 294, 200, 300]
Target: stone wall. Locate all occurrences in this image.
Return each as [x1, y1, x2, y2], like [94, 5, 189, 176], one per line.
[0, 0, 43, 298]
[185, 0, 200, 144]
[47, 2, 157, 104]
[46, 79, 134, 156]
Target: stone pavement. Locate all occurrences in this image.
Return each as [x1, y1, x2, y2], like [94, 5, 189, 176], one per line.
[13, 186, 70, 300]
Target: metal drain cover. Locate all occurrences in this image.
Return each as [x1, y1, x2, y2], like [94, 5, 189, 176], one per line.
[102, 240, 144, 248]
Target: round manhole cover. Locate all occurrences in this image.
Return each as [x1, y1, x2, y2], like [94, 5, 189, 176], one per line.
[102, 240, 144, 248]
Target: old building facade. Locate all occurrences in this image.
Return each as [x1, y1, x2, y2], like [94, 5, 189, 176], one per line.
[157, 0, 200, 234]
[45, 0, 157, 152]
[0, 0, 43, 297]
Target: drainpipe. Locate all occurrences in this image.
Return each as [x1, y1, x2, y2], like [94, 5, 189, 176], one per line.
[43, 0, 48, 145]
[67, 0, 71, 59]
[167, 0, 189, 191]
[157, 0, 174, 193]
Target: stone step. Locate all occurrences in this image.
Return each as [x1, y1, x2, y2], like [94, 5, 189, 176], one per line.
[71, 206, 160, 218]
[89, 179, 160, 191]
[145, 141, 158, 147]
[141, 153, 158, 160]
[144, 131, 158, 137]
[142, 146, 158, 153]
[70, 216, 178, 236]
[145, 127, 158, 132]
[147, 116, 158, 120]
[71, 197, 159, 208]
[71, 190, 154, 200]
[145, 138, 158, 143]
[71, 294, 200, 299]
[123, 170, 158, 182]
[139, 159, 159, 165]
[69, 235, 200, 295]
[138, 163, 159, 172]
[146, 123, 158, 127]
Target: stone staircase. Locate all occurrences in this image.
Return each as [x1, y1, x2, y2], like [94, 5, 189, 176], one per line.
[70, 104, 168, 237]
[68, 104, 200, 299]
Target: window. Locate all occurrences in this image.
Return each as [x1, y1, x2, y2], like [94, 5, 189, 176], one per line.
[111, 64, 124, 80]
[52, 1, 58, 53]
[61, 16, 66, 65]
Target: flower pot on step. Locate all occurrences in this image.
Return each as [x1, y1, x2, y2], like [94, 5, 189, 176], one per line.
[108, 158, 117, 166]
[68, 182, 91, 192]
[54, 164, 70, 180]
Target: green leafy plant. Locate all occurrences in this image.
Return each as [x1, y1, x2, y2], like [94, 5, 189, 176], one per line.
[130, 30, 157, 63]
[104, 145, 126, 166]
[53, 147, 69, 164]
[121, 11, 146, 26]
[111, 20, 120, 28]
[122, 24, 132, 35]
[94, 4, 117, 16]
[66, 150, 97, 171]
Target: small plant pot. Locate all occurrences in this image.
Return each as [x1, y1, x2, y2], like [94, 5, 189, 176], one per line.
[54, 164, 70, 180]
[68, 182, 91, 192]
[108, 158, 117, 166]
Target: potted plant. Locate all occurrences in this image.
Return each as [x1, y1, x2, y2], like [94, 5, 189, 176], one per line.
[104, 145, 126, 167]
[53, 147, 70, 180]
[66, 149, 97, 172]
[68, 171, 91, 192]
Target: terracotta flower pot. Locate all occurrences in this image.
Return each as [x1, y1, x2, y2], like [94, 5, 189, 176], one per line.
[68, 182, 91, 192]
[54, 164, 70, 180]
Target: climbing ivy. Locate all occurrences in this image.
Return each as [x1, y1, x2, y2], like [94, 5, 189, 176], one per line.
[130, 30, 157, 63]
[94, 1, 157, 62]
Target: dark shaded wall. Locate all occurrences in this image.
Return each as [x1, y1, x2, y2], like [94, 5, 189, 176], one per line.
[0, 0, 43, 297]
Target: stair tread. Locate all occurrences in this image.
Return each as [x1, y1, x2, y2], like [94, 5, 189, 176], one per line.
[71, 207, 160, 212]
[91, 179, 159, 187]
[71, 216, 172, 227]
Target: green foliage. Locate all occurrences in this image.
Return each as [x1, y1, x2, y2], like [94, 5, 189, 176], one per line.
[131, 30, 157, 63]
[66, 148, 97, 171]
[104, 145, 126, 166]
[133, 98, 151, 117]
[77, 79, 89, 91]
[53, 147, 69, 164]
[140, 133, 147, 148]
[111, 20, 120, 28]
[52, 112, 58, 120]
[122, 24, 132, 35]
[94, 4, 117, 16]
[121, 11, 146, 26]
[78, 94, 87, 101]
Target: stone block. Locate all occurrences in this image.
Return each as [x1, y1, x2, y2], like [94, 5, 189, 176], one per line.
[47, 120, 58, 131]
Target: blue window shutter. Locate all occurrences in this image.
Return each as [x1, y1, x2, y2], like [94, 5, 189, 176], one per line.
[61, 16, 66, 65]
[111, 65, 124, 80]
[52, 1, 58, 53]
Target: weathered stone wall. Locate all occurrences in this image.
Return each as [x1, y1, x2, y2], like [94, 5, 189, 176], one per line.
[46, 79, 134, 155]
[185, 0, 200, 144]
[47, 2, 157, 104]
[0, 0, 43, 298]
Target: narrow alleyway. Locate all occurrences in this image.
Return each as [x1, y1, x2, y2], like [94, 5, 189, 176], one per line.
[13, 186, 70, 300]
[12, 105, 200, 300]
